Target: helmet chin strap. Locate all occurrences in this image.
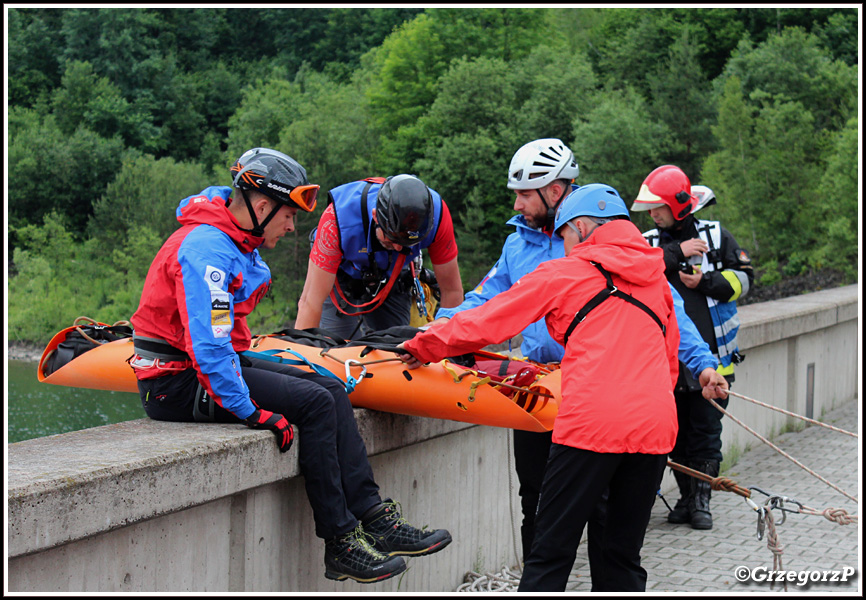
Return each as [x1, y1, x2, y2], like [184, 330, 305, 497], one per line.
[536, 185, 571, 232]
[240, 188, 280, 238]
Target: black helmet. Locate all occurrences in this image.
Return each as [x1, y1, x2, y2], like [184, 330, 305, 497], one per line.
[375, 174, 434, 247]
[230, 148, 318, 213]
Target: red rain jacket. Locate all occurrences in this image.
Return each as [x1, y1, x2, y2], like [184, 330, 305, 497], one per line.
[404, 220, 679, 454]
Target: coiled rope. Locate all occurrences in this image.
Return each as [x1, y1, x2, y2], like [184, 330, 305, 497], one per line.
[457, 566, 523, 592]
[72, 316, 132, 346]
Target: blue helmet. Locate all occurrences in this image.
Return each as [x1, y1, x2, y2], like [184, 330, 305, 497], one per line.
[553, 183, 630, 235]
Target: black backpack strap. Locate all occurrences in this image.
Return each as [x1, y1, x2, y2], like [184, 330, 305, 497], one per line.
[360, 180, 374, 242]
[563, 262, 666, 346]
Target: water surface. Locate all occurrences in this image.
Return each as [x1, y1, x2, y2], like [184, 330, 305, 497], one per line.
[7, 359, 144, 443]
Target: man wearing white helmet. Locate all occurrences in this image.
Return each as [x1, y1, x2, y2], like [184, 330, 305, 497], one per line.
[430, 138, 575, 559]
[399, 184, 728, 591]
[430, 140, 726, 567]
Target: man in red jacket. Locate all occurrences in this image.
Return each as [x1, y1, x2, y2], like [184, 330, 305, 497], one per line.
[130, 148, 451, 584]
[399, 184, 720, 591]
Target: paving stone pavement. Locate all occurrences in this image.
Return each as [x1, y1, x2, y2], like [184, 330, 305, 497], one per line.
[563, 398, 861, 594]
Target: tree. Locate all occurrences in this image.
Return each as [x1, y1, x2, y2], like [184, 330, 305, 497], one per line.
[571, 86, 672, 203]
[648, 30, 716, 179]
[7, 115, 127, 234]
[719, 27, 857, 132]
[311, 8, 423, 80]
[87, 154, 215, 251]
[6, 8, 65, 107]
[509, 45, 598, 144]
[8, 213, 116, 343]
[699, 77, 758, 251]
[225, 70, 302, 167]
[365, 8, 553, 172]
[51, 60, 157, 149]
[413, 56, 522, 270]
[701, 76, 826, 270]
[584, 9, 691, 96]
[811, 118, 859, 278]
[278, 69, 378, 195]
[59, 8, 164, 100]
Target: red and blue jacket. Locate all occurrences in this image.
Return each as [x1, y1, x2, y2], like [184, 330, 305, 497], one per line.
[130, 186, 269, 419]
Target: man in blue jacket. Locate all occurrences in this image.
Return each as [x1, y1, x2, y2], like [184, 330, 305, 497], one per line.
[431, 139, 726, 573]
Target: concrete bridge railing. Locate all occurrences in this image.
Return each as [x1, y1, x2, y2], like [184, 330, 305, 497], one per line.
[6, 284, 859, 592]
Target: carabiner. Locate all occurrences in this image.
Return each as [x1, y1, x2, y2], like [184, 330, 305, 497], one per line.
[345, 359, 368, 381]
[755, 506, 767, 540]
[344, 359, 368, 393]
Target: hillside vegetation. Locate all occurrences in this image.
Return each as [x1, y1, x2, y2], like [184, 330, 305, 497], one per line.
[6, 7, 859, 343]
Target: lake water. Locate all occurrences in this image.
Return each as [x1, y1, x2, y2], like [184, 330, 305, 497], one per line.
[6, 359, 145, 444]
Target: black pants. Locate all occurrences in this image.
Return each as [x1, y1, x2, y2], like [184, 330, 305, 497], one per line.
[670, 386, 729, 465]
[138, 355, 382, 540]
[513, 429, 552, 561]
[513, 429, 607, 581]
[518, 445, 666, 592]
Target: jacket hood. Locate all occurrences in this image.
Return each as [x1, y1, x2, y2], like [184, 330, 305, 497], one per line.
[571, 219, 664, 287]
[176, 186, 265, 253]
[507, 214, 553, 245]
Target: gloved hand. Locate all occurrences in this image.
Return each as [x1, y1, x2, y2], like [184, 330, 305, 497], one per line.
[244, 408, 294, 452]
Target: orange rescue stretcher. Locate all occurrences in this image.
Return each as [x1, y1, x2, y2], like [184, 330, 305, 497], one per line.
[37, 321, 561, 433]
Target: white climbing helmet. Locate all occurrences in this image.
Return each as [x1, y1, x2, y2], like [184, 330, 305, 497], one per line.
[507, 138, 579, 190]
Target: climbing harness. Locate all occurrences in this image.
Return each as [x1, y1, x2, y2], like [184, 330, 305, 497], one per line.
[564, 262, 665, 346]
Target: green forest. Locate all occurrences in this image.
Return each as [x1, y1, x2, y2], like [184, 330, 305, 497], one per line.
[6, 7, 860, 344]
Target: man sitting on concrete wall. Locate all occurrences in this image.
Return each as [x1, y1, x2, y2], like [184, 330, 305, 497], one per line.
[128, 147, 451, 584]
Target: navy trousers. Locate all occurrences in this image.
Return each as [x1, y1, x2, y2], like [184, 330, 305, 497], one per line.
[138, 354, 382, 540]
[319, 287, 411, 340]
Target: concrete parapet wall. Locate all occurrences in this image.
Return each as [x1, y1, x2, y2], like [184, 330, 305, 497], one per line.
[7, 285, 859, 592]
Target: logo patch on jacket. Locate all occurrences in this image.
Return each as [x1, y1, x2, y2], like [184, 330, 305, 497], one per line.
[210, 290, 231, 337]
[205, 265, 226, 290]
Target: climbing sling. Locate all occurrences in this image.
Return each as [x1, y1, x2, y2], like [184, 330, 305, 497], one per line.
[329, 179, 408, 316]
[563, 262, 666, 346]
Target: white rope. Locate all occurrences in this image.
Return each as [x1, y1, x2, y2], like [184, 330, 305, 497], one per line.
[456, 567, 523, 592]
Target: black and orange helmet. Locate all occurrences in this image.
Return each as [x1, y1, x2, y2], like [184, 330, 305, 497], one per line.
[230, 148, 319, 212]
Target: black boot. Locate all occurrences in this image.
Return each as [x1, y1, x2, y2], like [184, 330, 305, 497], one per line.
[361, 498, 452, 557]
[324, 524, 407, 583]
[667, 467, 693, 524]
[688, 460, 720, 530]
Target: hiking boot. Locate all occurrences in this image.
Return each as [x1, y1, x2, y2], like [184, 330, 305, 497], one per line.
[324, 524, 407, 583]
[361, 498, 452, 557]
[667, 467, 693, 524]
[688, 459, 720, 530]
[668, 496, 692, 524]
